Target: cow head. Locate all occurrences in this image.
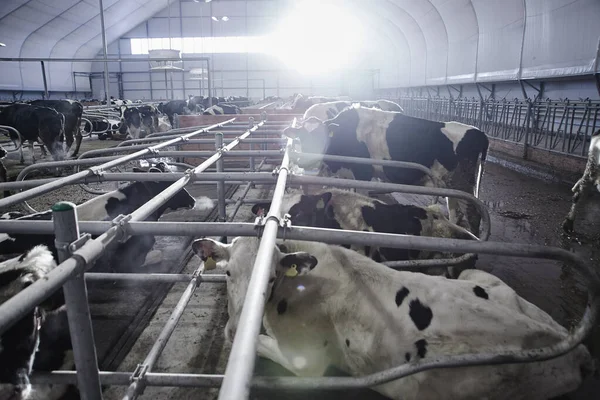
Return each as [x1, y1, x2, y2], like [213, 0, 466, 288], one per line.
[131, 163, 196, 215]
[36, 111, 65, 161]
[123, 107, 142, 139]
[283, 117, 338, 168]
[0, 246, 57, 400]
[252, 192, 334, 228]
[191, 237, 317, 342]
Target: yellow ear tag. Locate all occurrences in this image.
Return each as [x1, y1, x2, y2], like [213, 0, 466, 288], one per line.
[285, 264, 298, 277]
[329, 131, 334, 137]
[204, 256, 217, 270]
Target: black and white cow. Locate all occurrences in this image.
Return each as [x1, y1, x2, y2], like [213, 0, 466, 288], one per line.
[0, 104, 65, 163]
[252, 189, 475, 277]
[29, 100, 83, 158]
[0, 163, 196, 272]
[0, 245, 56, 400]
[193, 237, 594, 400]
[284, 105, 489, 234]
[202, 104, 242, 115]
[157, 100, 190, 126]
[563, 130, 600, 232]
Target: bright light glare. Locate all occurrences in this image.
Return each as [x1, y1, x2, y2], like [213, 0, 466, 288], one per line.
[267, 1, 364, 75]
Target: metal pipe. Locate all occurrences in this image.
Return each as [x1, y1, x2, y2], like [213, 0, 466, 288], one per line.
[228, 158, 267, 222]
[0, 56, 212, 63]
[0, 119, 236, 209]
[127, 122, 264, 223]
[116, 137, 284, 147]
[98, 0, 110, 101]
[217, 139, 294, 400]
[40, 61, 48, 99]
[207, 59, 212, 107]
[53, 202, 103, 400]
[85, 273, 226, 284]
[121, 265, 204, 400]
[215, 133, 226, 224]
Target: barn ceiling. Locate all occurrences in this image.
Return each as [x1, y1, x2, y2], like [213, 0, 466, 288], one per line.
[0, 0, 599, 90]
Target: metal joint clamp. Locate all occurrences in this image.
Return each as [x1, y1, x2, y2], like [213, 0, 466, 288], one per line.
[111, 214, 132, 243]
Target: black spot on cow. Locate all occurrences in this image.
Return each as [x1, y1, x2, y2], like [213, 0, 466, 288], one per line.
[277, 299, 288, 315]
[395, 287, 410, 307]
[473, 286, 489, 300]
[383, 114, 456, 183]
[322, 108, 374, 181]
[415, 339, 428, 358]
[323, 340, 328, 347]
[409, 299, 433, 331]
[226, 271, 231, 276]
[345, 339, 350, 347]
[405, 352, 411, 362]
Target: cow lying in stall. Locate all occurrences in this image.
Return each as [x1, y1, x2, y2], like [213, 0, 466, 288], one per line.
[193, 237, 594, 400]
[252, 189, 476, 277]
[202, 104, 242, 115]
[284, 105, 489, 235]
[0, 245, 74, 400]
[0, 162, 196, 271]
[563, 130, 600, 232]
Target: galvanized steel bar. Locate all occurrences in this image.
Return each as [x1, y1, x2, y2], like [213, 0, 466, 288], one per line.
[53, 202, 103, 400]
[128, 121, 264, 222]
[40, 61, 48, 99]
[215, 133, 226, 223]
[121, 265, 205, 400]
[217, 138, 294, 400]
[0, 119, 235, 209]
[85, 273, 226, 284]
[98, 0, 110, 101]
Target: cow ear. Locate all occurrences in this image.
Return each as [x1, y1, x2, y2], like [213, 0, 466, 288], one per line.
[279, 252, 318, 277]
[252, 202, 271, 216]
[191, 239, 230, 270]
[282, 126, 306, 139]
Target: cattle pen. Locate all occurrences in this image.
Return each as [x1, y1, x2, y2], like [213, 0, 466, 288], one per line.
[0, 108, 599, 400]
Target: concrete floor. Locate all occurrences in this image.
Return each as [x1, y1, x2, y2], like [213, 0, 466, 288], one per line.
[97, 159, 600, 400]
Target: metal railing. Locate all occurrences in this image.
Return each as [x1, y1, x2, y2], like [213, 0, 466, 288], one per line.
[0, 113, 598, 400]
[396, 97, 600, 157]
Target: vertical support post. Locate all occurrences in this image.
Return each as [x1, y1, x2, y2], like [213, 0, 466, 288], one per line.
[206, 59, 212, 107]
[523, 99, 532, 160]
[169, 71, 175, 99]
[146, 22, 153, 100]
[40, 61, 49, 100]
[262, 79, 266, 100]
[98, 0, 110, 101]
[52, 202, 103, 400]
[215, 133, 227, 242]
[164, 70, 169, 99]
[248, 117, 255, 172]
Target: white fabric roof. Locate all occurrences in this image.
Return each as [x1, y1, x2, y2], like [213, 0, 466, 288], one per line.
[1, 0, 599, 91]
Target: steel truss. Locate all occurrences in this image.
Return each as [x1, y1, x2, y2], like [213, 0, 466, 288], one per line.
[0, 115, 598, 400]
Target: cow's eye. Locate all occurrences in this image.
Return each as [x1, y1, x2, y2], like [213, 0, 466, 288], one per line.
[226, 271, 231, 277]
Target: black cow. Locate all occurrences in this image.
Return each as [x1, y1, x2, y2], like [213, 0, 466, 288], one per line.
[29, 100, 83, 158]
[202, 104, 242, 115]
[0, 162, 196, 272]
[157, 100, 190, 126]
[0, 145, 7, 198]
[284, 105, 489, 235]
[0, 104, 65, 163]
[252, 189, 474, 277]
[187, 96, 205, 113]
[0, 245, 56, 399]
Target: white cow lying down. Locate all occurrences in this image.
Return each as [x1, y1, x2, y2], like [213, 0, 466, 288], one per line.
[193, 237, 593, 400]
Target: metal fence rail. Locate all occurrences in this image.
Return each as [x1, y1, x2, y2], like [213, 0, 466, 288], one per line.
[0, 112, 598, 400]
[396, 97, 600, 157]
